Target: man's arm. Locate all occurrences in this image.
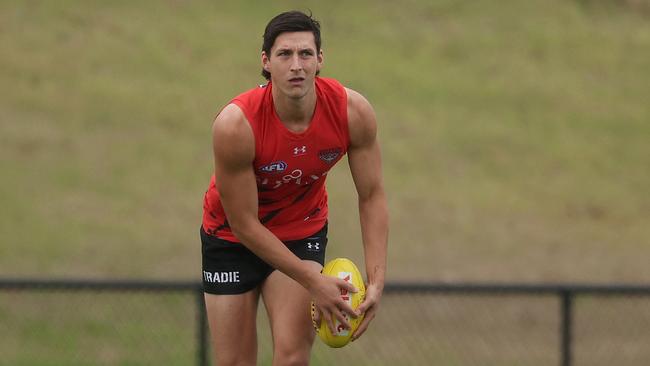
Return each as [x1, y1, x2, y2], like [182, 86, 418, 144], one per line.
[212, 104, 358, 332]
[345, 88, 389, 341]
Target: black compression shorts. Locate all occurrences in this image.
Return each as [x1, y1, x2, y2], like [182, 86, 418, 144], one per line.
[200, 223, 328, 295]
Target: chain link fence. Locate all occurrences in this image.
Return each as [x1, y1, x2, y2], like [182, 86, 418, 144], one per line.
[1, 280, 649, 366]
[0, 280, 205, 366]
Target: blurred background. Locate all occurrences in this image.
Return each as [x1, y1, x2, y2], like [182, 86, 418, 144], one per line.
[1, 0, 649, 365]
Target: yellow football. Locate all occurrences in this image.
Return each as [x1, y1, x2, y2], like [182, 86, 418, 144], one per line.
[311, 258, 366, 348]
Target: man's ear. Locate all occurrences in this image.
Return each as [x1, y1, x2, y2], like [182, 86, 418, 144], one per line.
[261, 51, 270, 72]
[317, 49, 324, 71]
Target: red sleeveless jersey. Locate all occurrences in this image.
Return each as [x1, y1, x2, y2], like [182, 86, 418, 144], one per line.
[202, 77, 350, 242]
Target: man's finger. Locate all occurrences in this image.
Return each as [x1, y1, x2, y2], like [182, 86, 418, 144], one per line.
[351, 308, 376, 341]
[337, 277, 358, 293]
[351, 320, 368, 341]
[338, 300, 359, 318]
[333, 307, 352, 330]
[324, 311, 336, 334]
[356, 298, 372, 315]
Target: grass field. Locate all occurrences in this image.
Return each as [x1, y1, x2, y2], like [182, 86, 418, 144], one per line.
[3, 289, 649, 365]
[1, 0, 648, 282]
[1, 0, 650, 364]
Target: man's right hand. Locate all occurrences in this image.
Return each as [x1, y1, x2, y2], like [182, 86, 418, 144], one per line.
[308, 273, 359, 334]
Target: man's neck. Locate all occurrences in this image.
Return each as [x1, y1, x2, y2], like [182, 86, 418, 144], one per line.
[272, 85, 317, 133]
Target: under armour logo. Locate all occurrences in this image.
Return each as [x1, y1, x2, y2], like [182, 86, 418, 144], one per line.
[293, 146, 307, 156]
[307, 242, 320, 251]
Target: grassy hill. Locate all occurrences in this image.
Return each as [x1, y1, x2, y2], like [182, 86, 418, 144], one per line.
[1, 0, 649, 284]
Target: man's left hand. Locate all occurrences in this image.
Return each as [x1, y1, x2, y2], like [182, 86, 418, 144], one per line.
[351, 282, 382, 341]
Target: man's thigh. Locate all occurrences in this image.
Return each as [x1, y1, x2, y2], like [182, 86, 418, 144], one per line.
[261, 260, 323, 358]
[201, 228, 272, 365]
[201, 227, 272, 294]
[204, 290, 260, 366]
[260, 223, 328, 346]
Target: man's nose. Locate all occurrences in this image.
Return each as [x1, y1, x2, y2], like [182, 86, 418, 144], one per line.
[290, 55, 302, 71]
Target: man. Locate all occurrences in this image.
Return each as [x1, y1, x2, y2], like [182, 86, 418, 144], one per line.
[201, 10, 388, 366]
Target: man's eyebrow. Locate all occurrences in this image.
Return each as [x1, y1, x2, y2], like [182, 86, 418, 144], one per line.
[274, 46, 315, 53]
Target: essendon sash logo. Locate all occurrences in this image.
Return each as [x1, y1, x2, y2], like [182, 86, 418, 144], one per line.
[319, 148, 342, 163]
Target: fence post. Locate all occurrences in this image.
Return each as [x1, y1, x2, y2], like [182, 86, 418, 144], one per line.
[560, 290, 573, 366]
[196, 288, 209, 366]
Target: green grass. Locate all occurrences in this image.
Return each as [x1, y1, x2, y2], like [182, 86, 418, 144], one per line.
[2, 290, 649, 365]
[2, 0, 648, 282]
[0, 291, 197, 365]
[1, 0, 650, 364]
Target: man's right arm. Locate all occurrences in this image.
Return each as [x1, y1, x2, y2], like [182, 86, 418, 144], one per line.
[211, 104, 358, 331]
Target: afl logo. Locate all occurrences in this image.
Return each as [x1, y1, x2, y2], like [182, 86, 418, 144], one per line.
[259, 161, 287, 174]
[319, 148, 342, 163]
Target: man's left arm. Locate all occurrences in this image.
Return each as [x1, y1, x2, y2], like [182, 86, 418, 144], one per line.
[345, 88, 389, 341]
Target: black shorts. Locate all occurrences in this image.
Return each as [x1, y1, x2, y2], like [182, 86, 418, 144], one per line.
[200, 224, 328, 295]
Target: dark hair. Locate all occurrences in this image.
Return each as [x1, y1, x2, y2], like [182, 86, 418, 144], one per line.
[261, 11, 321, 80]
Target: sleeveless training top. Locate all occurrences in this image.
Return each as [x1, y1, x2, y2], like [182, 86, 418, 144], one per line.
[202, 77, 350, 242]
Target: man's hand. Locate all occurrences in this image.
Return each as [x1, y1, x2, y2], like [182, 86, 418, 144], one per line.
[351, 282, 382, 341]
[309, 273, 359, 334]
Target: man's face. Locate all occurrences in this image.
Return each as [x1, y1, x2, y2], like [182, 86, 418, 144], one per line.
[262, 31, 323, 100]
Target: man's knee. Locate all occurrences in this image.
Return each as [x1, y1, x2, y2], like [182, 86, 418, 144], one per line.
[215, 353, 257, 366]
[272, 346, 311, 366]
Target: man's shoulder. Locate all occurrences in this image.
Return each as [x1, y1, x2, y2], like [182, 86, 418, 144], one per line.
[345, 88, 376, 148]
[345, 88, 373, 114]
[214, 104, 248, 134]
[212, 104, 254, 162]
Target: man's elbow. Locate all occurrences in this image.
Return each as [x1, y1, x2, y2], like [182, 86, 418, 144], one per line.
[358, 185, 386, 204]
[228, 217, 259, 243]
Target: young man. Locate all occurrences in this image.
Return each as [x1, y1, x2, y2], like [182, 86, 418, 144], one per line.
[201, 11, 388, 366]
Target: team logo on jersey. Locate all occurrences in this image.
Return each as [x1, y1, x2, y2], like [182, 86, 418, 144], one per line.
[319, 148, 342, 163]
[259, 161, 287, 174]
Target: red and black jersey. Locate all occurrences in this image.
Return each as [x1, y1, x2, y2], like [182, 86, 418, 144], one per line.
[202, 77, 350, 242]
